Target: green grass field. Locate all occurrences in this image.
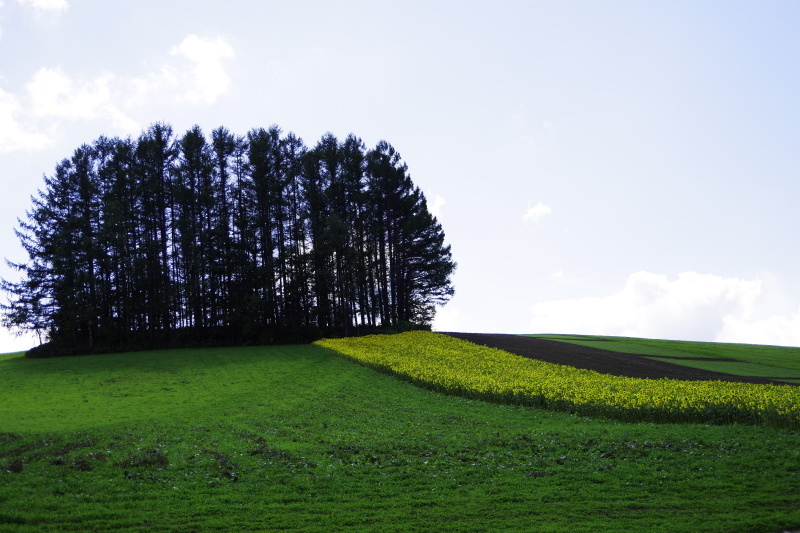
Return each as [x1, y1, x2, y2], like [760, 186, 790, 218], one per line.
[530, 334, 800, 384]
[1, 341, 799, 532]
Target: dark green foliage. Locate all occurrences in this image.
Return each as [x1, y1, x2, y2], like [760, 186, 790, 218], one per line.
[2, 124, 456, 356]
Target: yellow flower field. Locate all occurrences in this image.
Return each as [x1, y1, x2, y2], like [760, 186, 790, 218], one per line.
[315, 331, 800, 428]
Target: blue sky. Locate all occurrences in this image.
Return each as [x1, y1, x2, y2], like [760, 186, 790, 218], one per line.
[2, 0, 800, 352]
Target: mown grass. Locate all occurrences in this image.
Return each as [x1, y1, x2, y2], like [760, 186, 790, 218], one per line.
[1, 342, 799, 532]
[531, 334, 800, 384]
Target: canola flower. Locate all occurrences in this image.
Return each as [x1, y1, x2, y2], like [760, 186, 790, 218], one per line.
[315, 331, 800, 428]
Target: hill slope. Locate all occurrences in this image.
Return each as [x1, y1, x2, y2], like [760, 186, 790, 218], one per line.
[1, 342, 799, 532]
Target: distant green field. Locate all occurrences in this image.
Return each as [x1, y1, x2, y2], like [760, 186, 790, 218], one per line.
[529, 334, 800, 384]
[1, 341, 799, 532]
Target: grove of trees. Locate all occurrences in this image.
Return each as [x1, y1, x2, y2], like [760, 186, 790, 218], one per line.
[1, 123, 456, 356]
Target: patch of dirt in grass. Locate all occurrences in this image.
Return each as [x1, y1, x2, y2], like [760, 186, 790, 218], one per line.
[3, 457, 25, 473]
[444, 333, 797, 386]
[115, 449, 169, 469]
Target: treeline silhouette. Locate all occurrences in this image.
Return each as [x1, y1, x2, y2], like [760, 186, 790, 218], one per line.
[2, 123, 456, 357]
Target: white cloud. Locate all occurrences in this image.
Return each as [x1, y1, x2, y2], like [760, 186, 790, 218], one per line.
[25, 67, 137, 131]
[169, 34, 235, 105]
[16, 0, 68, 12]
[131, 34, 235, 108]
[432, 304, 460, 332]
[718, 309, 800, 347]
[522, 202, 552, 223]
[429, 194, 445, 219]
[0, 87, 51, 152]
[530, 271, 800, 346]
[0, 34, 235, 152]
[26, 67, 104, 119]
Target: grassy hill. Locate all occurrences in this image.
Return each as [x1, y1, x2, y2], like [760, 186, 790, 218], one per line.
[1, 337, 799, 532]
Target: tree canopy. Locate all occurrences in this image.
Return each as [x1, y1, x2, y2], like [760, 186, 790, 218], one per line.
[1, 123, 456, 356]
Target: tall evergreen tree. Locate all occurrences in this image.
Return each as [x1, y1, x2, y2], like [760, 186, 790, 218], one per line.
[280, 132, 312, 335]
[302, 136, 331, 331]
[134, 123, 177, 339]
[209, 126, 238, 331]
[3, 145, 104, 351]
[93, 136, 137, 343]
[173, 125, 215, 329]
[245, 126, 284, 334]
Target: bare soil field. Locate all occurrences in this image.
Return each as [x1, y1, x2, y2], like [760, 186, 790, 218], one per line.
[444, 333, 797, 386]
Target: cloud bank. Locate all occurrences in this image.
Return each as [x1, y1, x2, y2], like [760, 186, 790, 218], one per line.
[0, 34, 235, 153]
[531, 271, 800, 347]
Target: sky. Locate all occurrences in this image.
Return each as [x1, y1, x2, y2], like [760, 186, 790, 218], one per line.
[1, 0, 800, 352]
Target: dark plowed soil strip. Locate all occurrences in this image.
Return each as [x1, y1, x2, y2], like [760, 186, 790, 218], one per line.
[539, 337, 614, 342]
[443, 333, 797, 386]
[646, 356, 742, 361]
